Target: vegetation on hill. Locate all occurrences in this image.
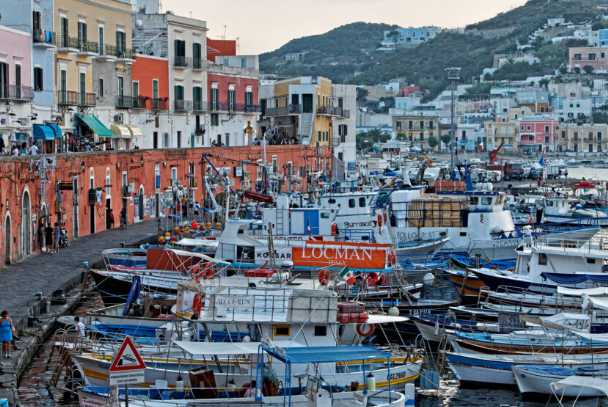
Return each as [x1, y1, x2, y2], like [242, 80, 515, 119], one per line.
[260, 0, 605, 99]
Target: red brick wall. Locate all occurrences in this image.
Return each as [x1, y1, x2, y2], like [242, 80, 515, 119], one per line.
[0, 145, 331, 265]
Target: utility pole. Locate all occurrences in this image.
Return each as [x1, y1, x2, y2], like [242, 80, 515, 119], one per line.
[446, 67, 461, 173]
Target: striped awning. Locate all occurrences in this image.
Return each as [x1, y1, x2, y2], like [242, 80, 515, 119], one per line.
[127, 125, 143, 138]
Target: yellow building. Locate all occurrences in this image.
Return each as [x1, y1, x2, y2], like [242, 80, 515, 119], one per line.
[55, 0, 133, 108]
[260, 76, 348, 147]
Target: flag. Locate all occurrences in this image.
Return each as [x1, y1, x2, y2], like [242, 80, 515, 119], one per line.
[539, 155, 545, 167]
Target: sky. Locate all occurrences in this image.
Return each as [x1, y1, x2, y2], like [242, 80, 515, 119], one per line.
[162, 0, 528, 55]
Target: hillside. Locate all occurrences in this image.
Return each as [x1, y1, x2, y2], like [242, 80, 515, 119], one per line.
[260, 0, 606, 98]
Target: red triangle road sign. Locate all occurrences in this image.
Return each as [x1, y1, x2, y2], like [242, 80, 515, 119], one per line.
[109, 336, 146, 372]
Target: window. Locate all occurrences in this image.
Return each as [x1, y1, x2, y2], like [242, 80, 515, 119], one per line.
[245, 87, 253, 106]
[211, 113, 219, 126]
[192, 43, 202, 68]
[273, 325, 290, 337]
[77, 21, 87, 47]
[210, 86, 219, 110]
[225, 134, 230, 146]
[177, 131, 182, 148]
[163, 132, 169, 148]
[0, 63, 7, 99]
[32, 11, 41, 35]
[153, 131, 158, 149]
[60, 17, 69, 47]
[272, 156, 278, 174]
[538, 253, 547, 265]
[33, 67, 43, 91]
[193, 86, 202, 110]
[359, 197, 366, 207]
[132, 81, 139, 105]
[98, 26, 104, 53]
[98, 78, 104, 97]
[117, 76, 124, 97]
[314, 325, 327, 337]
[116, 31, 126, 56]
[228, 87, 236, 110]
[152, 79, 159, 99]
[348, 198, 356, 208]
[14, 64, 21, 98]
[171, 167, 178, 185]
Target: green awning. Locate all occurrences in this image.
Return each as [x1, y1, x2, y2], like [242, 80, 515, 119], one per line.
[47, 123, 63, 139]
[33, 125, 54, 141]
[76, 114, 113, 138]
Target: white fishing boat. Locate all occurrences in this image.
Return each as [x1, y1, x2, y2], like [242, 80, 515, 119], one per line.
[513, 365, 608, 397]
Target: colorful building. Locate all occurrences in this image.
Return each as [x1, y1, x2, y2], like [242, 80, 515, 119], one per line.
[0, 26, 33, 153]
[518, 116, 559, 154]
[557, 123, 608, 153]
[569, 47, 608, 73]
[391, 113, 440, 149]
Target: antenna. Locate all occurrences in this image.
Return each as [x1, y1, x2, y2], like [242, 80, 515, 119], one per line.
[236, 37, 240, 53]
[223, 25, 227, 40]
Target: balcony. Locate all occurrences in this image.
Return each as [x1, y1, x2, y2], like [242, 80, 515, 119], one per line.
[77, 40, 99, 56]
[57, 35, 79, 52]
[174, 99, 192, 113]
[0, 85, 33, 102]
[32, 30, 56, 48]
[105, 45, 134, 61]
[192, 59, 204, 70]
[317, 105, 349, 118]
[265, 104, 303, 116]
[208, 102, 261, 113]
[193, 100, 206, 113]
[115, 95, 147, 109]
[57, 91, 96, 107]
[151, 98, 169, 111]
[173, 56, 191, 68]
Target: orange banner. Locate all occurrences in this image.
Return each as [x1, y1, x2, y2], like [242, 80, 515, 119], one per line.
[292, 243, 388, 269]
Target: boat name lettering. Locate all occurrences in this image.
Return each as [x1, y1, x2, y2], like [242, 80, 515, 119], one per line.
[301, 246, 373, 261]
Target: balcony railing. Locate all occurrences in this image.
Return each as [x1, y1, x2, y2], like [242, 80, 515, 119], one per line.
[151, 98, 169, 111]
[57, 35, 79, 50]
[209, 102, 261, 113]
[193, 100, 206, 112]
[265, 104, 303, 116]
[192, 59, 204, 70]
[33, 30, 56, 47]
[57, 91, 96, 107]
[115, 95, 147, 109]
[0, 85, 33, 102]
[174, 100, 193, 112]
[317, 105, 349, 117]
[174, 56, 190, 68]
[105, 45, 134, 60]
[78, 40, 99, 54]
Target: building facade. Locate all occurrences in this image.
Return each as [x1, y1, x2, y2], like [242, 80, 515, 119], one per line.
[0, 26, 33, 153]
[518, 116, 559, 154]
[569, 47, 608, 73]
[557, 123, 608, 153]
[391, 113, 440, 148]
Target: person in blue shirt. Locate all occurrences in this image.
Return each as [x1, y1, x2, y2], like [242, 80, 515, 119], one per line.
[0, 311, 15, 358]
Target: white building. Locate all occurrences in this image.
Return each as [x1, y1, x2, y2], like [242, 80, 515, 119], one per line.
[332, 84, 357, 180]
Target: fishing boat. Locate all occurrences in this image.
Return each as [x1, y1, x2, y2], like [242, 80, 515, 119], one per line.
[446, 352, 608, 386]
[102, 248, 148, 271]
[512, 365, 608, 397]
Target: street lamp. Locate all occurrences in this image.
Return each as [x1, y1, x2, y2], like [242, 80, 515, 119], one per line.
[445, 67, 461, 171]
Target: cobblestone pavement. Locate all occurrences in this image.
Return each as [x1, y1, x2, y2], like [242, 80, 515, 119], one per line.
[0, 221, 157, 319]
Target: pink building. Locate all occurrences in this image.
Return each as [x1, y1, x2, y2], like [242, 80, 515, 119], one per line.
[519, 116, 559, 154]
[0, 25, 33, 150]
[569, 47, 608, 73]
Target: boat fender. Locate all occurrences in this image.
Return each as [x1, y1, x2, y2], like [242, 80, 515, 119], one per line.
[388, 251, 396, 266]
[366, 272, 379, 287]
[356, 323, 376, 337]
[377, 213, 383, 229]
[319, 269, 330, 286]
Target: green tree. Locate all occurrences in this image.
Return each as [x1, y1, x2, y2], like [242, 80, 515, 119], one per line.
[427, 136, 439, 150]
[441, 134, 452, 147]
[583, 65, 594, 75]
[396, 132, 407, 141]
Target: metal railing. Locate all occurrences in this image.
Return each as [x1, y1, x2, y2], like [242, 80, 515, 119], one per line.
[57, 91, 96, 107]
[32, 30, 56, 46]
[105, 45, 134, 59]
[173, 56, 190, 68]
[151, 98, 169, 111]
[0, 85, 33, 102]
[57, 35, 79, 50]
[193, 100, 206, 112]
[192, 59, 204, 70]
[77, 40, 98, 54]
[115, 95, 147, 109]
[209, 102, 261, 113]
[174, 99, 192, 112]
[265, 104, 303, 116]
[317, 105, 349, 117]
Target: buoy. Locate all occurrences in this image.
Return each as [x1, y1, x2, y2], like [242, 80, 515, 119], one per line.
[423, 273, 435, 285]
[388, 306, 400, 316]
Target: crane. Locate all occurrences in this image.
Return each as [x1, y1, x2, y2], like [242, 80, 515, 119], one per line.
[488, 141, 504, 165]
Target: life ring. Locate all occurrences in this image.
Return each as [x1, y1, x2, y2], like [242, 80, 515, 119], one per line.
[319, 269, 330, 286]
[356, 323, 376, 337]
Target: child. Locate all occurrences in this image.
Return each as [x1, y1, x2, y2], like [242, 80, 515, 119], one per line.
[0, 311, 15, 358]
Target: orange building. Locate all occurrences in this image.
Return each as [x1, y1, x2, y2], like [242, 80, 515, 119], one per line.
[131, 54, 170, 111]
[207, 38, 237, 62]
[0, 145, 331, 266]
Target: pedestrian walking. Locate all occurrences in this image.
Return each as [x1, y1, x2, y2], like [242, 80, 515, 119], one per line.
[45, 222, 54, 253]
[0, 311, 15, 359]
[120, 207, 127, 229]
[109, 208, 115, 229]
[53, 222, 61, 252]
[74, 316, 86, 338]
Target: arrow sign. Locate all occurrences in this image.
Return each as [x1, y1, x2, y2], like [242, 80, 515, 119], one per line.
[109, 336, 146, 373]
